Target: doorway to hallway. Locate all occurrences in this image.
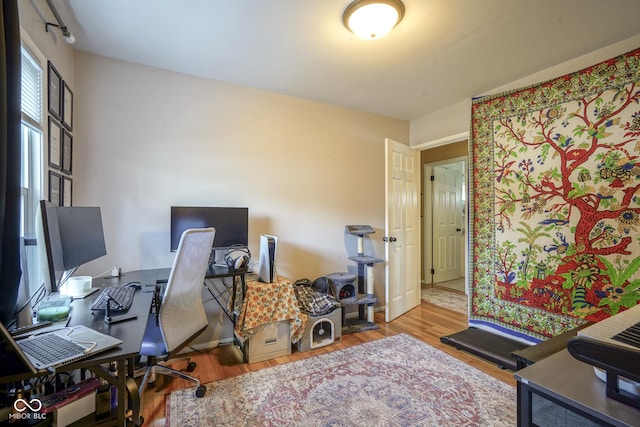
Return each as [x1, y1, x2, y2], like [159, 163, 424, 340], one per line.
[423, 157, 466, 292]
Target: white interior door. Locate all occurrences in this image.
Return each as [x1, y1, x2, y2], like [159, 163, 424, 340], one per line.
[433, 165, 462, 283]
[384, 138, 420, 322]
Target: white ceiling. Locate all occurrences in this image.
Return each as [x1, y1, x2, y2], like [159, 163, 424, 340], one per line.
[51, 0, 640, 121]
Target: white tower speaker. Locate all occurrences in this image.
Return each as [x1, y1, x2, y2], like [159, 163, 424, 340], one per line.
[258, 235, 277, 283]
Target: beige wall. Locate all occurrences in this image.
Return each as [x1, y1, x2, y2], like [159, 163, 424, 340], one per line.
[19, 0, 75, 208]
[411, 33, 640, 145]
[70, 54, 409, 345]
[19, 0, 640, 345]
[420, 140, 467, 165]
[19, 1, 74, 82]
[20, 1, 409, 345]
[20, 2, 409, 288]
[71, 52, 409, 278]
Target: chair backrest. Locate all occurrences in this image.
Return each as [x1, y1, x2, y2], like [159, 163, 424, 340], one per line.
[158, 227, 215, 355]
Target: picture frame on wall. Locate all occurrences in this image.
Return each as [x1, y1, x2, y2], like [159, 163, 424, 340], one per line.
[62, 130, 72, 174]
[48, 171, 62, 206]
[62, 176, 72, 207]
[47, 61, 62, 120]
[62, 81, 73, 131]
[48, 117, 62, 170]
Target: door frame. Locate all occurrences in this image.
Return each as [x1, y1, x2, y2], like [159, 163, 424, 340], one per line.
[381, 132, 469, 320]
[413, 132, 469, 296]
[423, 157, 467, 287]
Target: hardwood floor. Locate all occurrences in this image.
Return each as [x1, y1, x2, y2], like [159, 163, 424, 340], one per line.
[139, 300, 517, 425]
[433, 277, 466, 292]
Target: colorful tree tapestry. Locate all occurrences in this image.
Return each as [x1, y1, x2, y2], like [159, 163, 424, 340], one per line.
[470, 48, 640, 342]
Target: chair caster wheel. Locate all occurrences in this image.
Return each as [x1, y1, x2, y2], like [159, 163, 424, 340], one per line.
[195, 385, 206, 398]
[186, 361, 197, 372]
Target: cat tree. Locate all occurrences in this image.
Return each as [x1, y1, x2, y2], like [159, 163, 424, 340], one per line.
[328, 225, 382, 333]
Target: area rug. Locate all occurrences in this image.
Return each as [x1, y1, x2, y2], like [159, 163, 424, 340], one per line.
[421, 286, 468, 314]
[470, 47, 640, 343]
[168, 333, 516, 426]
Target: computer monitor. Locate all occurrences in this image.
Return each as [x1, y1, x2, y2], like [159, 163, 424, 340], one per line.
[36, 200, 65, 293]
[56, 206, 107, 270]
[36, 202, 107, 293]
[170, 206, 248, 252]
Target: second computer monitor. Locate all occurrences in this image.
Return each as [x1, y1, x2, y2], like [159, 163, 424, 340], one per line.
[37, 201, 107, 293]
[56, 207, 107, 271]
[170, 206, 248, 252]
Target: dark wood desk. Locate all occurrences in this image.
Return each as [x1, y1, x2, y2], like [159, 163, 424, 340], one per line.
[1, 266, 248, 425]
[1, 270, 156, 426]
[203, 264, 248, 323]
[72, 270, 157, 425]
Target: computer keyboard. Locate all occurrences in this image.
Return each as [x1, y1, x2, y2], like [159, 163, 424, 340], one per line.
[613, 321, 640, 349]
[19, 333, 85, 365]
[90, 286, 136, 312]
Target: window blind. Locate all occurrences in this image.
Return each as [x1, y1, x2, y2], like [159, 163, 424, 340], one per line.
[21, 46, 42, 126]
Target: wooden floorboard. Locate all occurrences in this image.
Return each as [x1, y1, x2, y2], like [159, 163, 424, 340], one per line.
[139, 300, 517, 425]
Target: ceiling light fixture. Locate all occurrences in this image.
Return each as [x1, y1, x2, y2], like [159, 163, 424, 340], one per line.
[44, 0, 75, 44]
[343, 0, 405, 40]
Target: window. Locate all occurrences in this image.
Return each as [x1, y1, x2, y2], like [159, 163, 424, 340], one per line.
[20, 43, 45, 295]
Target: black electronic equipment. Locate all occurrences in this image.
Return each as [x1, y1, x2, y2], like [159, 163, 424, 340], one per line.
[224, 244, 251, 270]
[170, 206, 248, 253]
[567, 336, 640, 408]
[36, 200, 65, 293]
[57, 206, 107, 270]
[37, 201, 107, 293]
[90, 286, 137, 312]
[567, 303, 640, 409]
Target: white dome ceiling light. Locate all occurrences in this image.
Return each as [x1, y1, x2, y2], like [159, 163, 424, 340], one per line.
[343, 0, 405, 40]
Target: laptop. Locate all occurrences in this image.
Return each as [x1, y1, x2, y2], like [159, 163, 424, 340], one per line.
[0, 323, 122, 373]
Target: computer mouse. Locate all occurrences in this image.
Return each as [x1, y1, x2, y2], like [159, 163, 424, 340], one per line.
[125, 282, 142, 289]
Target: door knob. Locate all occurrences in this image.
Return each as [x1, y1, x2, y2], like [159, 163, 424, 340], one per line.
[383, 236, 397, 242]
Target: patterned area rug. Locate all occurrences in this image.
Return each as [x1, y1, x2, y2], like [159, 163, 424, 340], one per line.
[421, 286, 468, 314]
[168, 334, 516, 426]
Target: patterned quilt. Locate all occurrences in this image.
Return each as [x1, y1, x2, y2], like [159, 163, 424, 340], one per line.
[234, 276, 307, 343]
[293, 279, 341, 316]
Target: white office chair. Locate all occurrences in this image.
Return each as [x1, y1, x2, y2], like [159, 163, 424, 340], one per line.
[137, 227, 215, 405]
